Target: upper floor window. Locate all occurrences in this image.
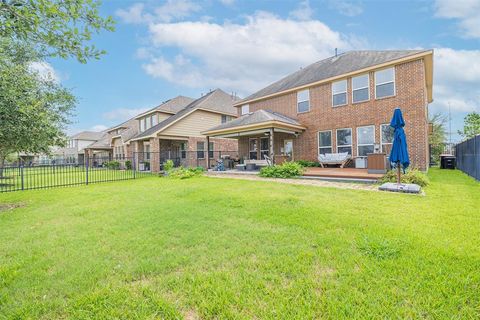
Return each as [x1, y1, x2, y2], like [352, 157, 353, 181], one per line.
[297, 89, 310, 113]
[352, 74, 369, 103]
[375, 67, 395, 99]
[241, 104, 249, 115]
[139, 119, 145, 132]
[221, 115, 233, 124]
[152, 114, 158, 126]
[357, 125, 375, 156]
[332, 80, 347, 107]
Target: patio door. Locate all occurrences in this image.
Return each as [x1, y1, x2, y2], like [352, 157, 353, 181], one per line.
[249, 138, 258, 160]
[260, 137, 269, 159]
[284, 139, 293, 160]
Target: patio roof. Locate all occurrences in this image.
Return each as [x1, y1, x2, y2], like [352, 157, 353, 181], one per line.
[202, 109, 306, 137]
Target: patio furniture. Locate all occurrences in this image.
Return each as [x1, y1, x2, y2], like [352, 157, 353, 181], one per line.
[235, 164, 246, 171]
[318, 153, 351, 168]
[245, 163, 256, 171]
[355, 157, 367, 169]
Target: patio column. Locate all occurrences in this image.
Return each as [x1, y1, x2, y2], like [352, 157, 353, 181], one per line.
[206, 136, 210, 170]
[269, 128, 274, 164]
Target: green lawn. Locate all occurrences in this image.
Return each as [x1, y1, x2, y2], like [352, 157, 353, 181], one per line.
[0, 168, 479, 319]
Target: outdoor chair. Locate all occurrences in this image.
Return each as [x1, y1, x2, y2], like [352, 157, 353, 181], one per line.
[318, 152, 351, 168]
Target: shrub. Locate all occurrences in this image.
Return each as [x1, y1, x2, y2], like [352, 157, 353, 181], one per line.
[259, 161, 304, 179]
[296, 160, 321, 167]
[105, 161, 120, 170]
[380, 168, 429, 187]
[125, 160, 132, 170]
[163, 160, 174, 172]
[167, 166, 205, 179]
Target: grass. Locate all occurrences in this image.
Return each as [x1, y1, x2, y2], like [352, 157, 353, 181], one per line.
[0, 168, 479, 319]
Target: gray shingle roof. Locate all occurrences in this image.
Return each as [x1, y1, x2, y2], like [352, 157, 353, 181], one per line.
[132, 89, 240, 140]
[71, 131, 105, 141]
[238, 50, 430, 104]
[135, 95, 195, 119]
[205, 109, 302, 133]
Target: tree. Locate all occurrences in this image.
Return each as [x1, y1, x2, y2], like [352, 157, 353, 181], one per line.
[0, 41, 76, 175]
[0, 0, 115, 63]
[429, 113, 447, 163]
[458, 112, 480, 140]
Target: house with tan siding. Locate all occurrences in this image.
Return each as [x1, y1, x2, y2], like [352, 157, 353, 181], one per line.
[129, 89, 239, 172]
[203, 50, 433, 171]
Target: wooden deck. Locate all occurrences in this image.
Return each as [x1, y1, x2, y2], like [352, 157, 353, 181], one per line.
[303, 167, 384, 180]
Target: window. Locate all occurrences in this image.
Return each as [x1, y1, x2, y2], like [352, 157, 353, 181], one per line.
[180, 142, 187, 159]
[221, 115, 232, 124]
[375, 67, 395, 99]
[352, 74, 369, 103]
[140, 119, 145, 132]
[332, 80, 347, 107]
[297, 89, 310, 113]
[145, 116, 152, 130]
[208, 142, 214, 159]
[318, 131, 332, 155]
[241, 104, 249, 115]
[144, 144, 150, 160]
[196, 142, 205, 159]
[152, 114, 158, 126]
[357, 125, 375, 156]
[260, 137, 269, 159]
[249, 138, 258, 160]
[381, 124, 394, 153]
[336, 128, 352, 155]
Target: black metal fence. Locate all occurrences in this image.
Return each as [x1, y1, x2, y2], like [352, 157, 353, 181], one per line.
[455, 135, 480, 181]
[0, 157, 150, 193]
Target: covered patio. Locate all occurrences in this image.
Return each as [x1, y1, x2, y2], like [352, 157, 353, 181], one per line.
[202, 110, 306, 167]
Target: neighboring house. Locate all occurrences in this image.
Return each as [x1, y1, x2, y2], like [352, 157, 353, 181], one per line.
[130, 88, 239, 172]
[83, 96, 195, 165]
[203, 50, 433, 171]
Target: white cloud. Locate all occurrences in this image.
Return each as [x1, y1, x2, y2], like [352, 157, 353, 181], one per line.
[116, 0, 201, 24]
[434, 0, 480, 38]
[103, 107, 149, 121]
[29, 62, 60, 82]
[430, 48, 480, 113]
[328, 0, 363, 17]
[141, 11, 361, 94]
[289, 1, 314, 21]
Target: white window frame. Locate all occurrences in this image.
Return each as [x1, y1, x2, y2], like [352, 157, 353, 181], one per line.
[332, 80, 348, 107]
[352, 73, 370, 103]
[139, 119, 145, 132]
[152, 114, 158, 126]
[260, 137, 269, 159]
[297, 89, 310, 113]
[336, 128, 352, 154]
[374, 67, 396, 99]
[318, 130, 333, 155]
[380, 123, 394, 153]
[241, 104, 249, 115]
[356, 125, 376, 157]
[249, 138, 258, 160]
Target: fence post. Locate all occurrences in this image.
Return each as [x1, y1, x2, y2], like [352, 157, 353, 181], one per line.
[20, 162, 24, 191]
[85, 157, 89, 185]
[133, 153, 136, 179]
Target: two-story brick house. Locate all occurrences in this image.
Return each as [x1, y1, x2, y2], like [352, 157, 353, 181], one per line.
[203, 50, 433, 171]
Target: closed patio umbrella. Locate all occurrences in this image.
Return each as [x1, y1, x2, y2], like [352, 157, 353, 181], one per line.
[389, 108, 409, 184]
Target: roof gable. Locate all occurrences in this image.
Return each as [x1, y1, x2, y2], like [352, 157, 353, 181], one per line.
[237, 50, 433, 105]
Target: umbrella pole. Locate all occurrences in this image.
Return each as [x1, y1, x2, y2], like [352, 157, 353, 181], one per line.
[397, 162, 401, 185]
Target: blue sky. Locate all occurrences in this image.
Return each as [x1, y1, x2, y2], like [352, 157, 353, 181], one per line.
[45, 0, 480, 142]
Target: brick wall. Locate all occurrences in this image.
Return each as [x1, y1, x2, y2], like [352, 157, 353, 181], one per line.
[239, 59, 429, 170]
